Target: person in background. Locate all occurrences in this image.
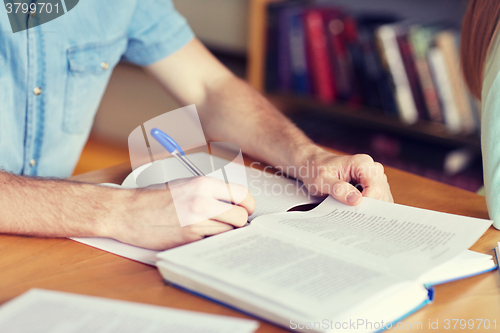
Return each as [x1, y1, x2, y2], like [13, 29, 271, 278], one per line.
[0, 0, 392, 250]
[461, 0, 500, 228]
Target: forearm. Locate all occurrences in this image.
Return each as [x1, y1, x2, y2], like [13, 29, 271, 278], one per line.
[198, 75, 324, 173]
[197, 76, 393, 204]
[0, 171, 115, 238]
[145, 39, 392, 204]
[144, 40, 323, 174]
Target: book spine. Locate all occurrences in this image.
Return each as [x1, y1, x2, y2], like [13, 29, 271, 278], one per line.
[413, 56, 444, 122]
[355, 26, 386, 111]
[408, 27, 444, 123]
[397, 34, 429, 120]
[436, 31, 476, 133]
[278, 9, 292, 92]
[342, 16, 367, 107]
[376, 25, 419, 124]
[325, 12, 352, 100]
[303, 10, 336, 103]
[289, 11, 311, 95]
[354, 20, 398, 117]
[427, 48, 462, 133]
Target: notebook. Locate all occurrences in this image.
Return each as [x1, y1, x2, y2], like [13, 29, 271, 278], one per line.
[72, 152, 323, 265]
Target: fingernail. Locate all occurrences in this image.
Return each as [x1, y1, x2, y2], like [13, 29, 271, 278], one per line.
[346, 191, 361, 205]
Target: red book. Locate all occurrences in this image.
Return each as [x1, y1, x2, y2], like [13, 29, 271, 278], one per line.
[324, 9, 350, 99]
[303, 9, 336, 103]
[324, 9, 363, 105]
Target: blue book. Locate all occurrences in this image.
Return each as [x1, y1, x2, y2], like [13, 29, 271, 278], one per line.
[264, 3, 282, 92]
[265, 0, 305, 93]
[265, 1, 310, 94]
[288, 8, 311, 95]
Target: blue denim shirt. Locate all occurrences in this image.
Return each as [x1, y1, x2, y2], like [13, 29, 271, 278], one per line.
[0, 0, 194, 177]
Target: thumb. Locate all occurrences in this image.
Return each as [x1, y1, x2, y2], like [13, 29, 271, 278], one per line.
[329, 179, 363, 206]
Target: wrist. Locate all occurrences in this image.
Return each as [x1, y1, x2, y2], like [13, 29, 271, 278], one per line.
[90, 185, 134, 239]
[289, 144, 331, 180]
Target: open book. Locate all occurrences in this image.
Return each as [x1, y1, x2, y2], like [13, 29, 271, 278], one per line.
[73, 153, 323, 265]
[156, 196, 494, 333]
[72, 152, 495, 331]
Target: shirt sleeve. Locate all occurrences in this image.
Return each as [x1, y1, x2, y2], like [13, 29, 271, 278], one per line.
[123, 0, 195, 66]
[482, 73, 500, 228]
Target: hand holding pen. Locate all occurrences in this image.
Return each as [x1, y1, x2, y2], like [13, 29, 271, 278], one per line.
[150, 128, 205, 177]
[149, 127, 255, 227]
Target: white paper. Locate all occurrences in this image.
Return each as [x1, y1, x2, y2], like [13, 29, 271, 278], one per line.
[71, 237, 159, 265]
[0, 289, 259, 333]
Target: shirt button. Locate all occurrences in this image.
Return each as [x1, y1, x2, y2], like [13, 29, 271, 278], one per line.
[33, 87, 42, 95]
[101, 62, 109, 70]
[29, 159, 36, 167]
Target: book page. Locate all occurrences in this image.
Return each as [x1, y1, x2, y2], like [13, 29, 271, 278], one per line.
[158, 226, 404, 319]
[243, 166, 323, 220]
[252, 196, 492, 278]
[0, 289, 259, 333]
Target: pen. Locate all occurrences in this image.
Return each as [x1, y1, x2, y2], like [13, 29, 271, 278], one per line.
[150, 128, 205, 177]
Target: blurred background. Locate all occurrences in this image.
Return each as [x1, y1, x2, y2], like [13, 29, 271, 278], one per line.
[76, 0, 482, 193]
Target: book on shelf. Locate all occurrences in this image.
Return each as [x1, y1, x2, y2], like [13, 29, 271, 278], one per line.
[264, 2, 478, 134]
[288, 7, 312, 95]
[427, 47, 463, 133]
[352, 14, 399, 114]
[435, 30, 477, 133]
[396, 29, 430, 121]
[323, 8, 352, 101]
[267, 1, 311, 94]
[408, 25, 444, 123]
[303, 8, 337, 103]
[376, 24, 420, 124]
[278, 6, 292, 92]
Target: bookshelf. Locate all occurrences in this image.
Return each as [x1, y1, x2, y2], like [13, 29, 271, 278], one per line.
[269, 94, 480, 150]
[246, 0, 481, 151]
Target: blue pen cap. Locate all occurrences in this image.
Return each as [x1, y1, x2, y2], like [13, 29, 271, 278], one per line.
[150, 128, 185, 155]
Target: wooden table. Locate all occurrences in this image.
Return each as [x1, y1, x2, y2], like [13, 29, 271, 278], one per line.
[1, 154, 499, 332]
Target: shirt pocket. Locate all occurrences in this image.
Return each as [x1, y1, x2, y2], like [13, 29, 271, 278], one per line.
[63, 35, 128, 134]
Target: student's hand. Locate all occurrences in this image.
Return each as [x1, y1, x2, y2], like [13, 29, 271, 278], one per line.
[297, 148, 393, 205]
[103, 177, 256, 250]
